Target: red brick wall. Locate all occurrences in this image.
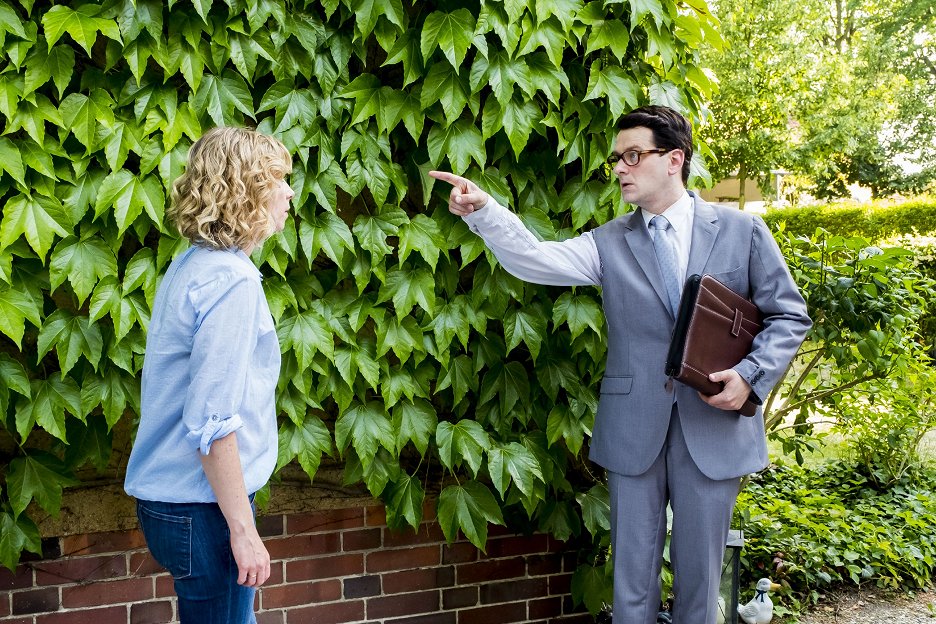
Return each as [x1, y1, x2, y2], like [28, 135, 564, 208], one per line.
[0, 502, 592, 624]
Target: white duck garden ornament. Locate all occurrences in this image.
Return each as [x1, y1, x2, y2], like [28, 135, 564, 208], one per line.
[738, 577, 782, 624]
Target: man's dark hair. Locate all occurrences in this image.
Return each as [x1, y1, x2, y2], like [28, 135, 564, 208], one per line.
[617, 106, 693, 184]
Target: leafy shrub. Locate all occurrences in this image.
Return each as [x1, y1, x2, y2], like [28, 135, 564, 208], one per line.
[762, 196, 936, 241]
[736, 460, 936, 612]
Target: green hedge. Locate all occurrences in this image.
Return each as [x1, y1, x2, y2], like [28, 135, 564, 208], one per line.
[763, 196, 936, 241]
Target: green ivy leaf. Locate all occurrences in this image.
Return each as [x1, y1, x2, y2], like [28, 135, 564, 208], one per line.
[0, 511, 41, 572]
[436, 419, 491, 477]
[6, 452, 78, 517]
[63, 414, 112, 473]
[15, 377, 82, 442]
[277, 308, 335, 372]
[436, 355, 476, 406]
[298, 211, 355, 268]
[503, 307, 547, 360]
[375, 314, 424, 363]
[479, 361, 531, 419]
[382, 30, 423, 89]
[334, 400, 394, 469]
[0, 1, 27, 39]
[487, 441, 543, 499]
[384, 472, 424, 531]
[0, 280, 42, 348]
[584, 63, 640, 118]
[0, 137, 26, 186]
[421, 9, 475, 69]
[353, 206, 407, 261]
[0, 353, 31, 399]
[628, 0, 667, 30]
[0, 193, 71, 260]
[42, 4, 122, 56]
[24, 43, 75, 98]
[552, 292, 603, 340]
[420, 62, 469, 124]
[571, 561, 613, 616]
[585, 16, 630, 61]
[576, 483, 611, 537]
[78, 366, 139, 429]
[36, 310, 103, 377]
[437, 480, 504, 551]
[59, 90, 115, 152]
[94, 170, 165, 235]
[391, 398, 437, 455]
[191, 71, 256, 127]
[275, 415, 333, 478]
[377, 265, 436, 318]
[537, 498, 581, 541]
[426, 118, 485, 174]
[546, 404, 588, 456]
[49, 234, 117, 305]
[397, 214, 445, 271]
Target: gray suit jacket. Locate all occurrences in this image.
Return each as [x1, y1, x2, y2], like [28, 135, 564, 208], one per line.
[589, 194, 811, 480]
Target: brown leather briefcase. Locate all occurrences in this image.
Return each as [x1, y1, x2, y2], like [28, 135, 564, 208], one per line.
[665, 274, 763, 416]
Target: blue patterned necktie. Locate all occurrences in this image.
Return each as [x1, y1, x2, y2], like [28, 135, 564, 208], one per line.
[649, 215, 681, 316]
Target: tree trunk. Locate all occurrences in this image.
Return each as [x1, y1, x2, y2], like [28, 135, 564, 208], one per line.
[738, 162, 747, 211]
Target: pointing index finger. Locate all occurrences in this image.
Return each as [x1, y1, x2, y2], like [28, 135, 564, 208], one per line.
[428, 170, 466, 190]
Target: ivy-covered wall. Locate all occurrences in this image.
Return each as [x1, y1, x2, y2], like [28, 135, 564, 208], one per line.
[0, 0, 722, 609]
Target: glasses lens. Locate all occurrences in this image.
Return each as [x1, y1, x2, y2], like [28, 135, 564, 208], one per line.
[623, 151, 640, 166]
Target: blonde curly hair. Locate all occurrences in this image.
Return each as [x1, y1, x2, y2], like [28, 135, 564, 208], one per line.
[169, 127, 292, 250]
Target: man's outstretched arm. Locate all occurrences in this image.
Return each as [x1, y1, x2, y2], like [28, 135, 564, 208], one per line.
[429, 170, 602, 286]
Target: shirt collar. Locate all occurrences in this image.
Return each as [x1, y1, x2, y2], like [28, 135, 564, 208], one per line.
[641, 191, 693, 233]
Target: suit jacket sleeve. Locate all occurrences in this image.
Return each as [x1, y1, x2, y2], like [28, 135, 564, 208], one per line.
[732, 215, 812, 403]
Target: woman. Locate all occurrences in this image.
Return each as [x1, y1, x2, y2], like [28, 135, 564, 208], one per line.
[124, 127, 293, 623]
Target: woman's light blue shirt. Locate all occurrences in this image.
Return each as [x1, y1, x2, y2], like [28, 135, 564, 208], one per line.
[124, 246, 280, 503]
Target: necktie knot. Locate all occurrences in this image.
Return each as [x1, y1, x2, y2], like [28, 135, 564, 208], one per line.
[649, 215, 671, 232]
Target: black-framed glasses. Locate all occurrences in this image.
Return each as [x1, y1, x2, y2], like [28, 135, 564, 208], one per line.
[605, 148, 672, 167]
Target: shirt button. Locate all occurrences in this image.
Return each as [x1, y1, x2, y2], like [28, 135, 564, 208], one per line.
[211, 415, 219, 421]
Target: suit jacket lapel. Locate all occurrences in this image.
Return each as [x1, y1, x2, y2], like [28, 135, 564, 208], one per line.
[686, 194, 719, 279]
[623, 209, 672, 314]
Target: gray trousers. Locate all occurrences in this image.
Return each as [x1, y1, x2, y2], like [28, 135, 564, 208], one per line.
[608, 404, 741, 624]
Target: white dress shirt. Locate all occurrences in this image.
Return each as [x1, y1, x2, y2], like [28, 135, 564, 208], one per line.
[463, 192, 694, 288]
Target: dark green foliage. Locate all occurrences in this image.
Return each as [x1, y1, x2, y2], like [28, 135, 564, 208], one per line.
[763, 197, 936, 241]
[737, 461, 936, 612]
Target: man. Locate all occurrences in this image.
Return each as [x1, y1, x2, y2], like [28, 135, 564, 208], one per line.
[429, 105, 810, 624]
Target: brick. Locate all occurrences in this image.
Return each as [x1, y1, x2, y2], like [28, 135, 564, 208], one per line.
[482, 534, 548, 559]
[154, 574, 174, 598]
[11, 588, 59, 615]
[441, 542, 478, 565]
[285, 508, 364, 535]
[341, 528, 381, 552]
[0, 565, 33, 590]
[549, 572, 572, 596]
[21, 539, 60, 562]
[457, 602, 527, 624]
[421, 500, 437, 523]
[285, 554, 364, 582]
[526, 554, 563, 577]
[0, 618, 35, 624]
[553, 614, 594, 623]
[256, 610, 285, 624]
[364, 506, 386, 527]
[442, 586, 478, 610]
[0, 592, 8, 616]
[34, 556, 127, 586]
[61, 531, 145, 557]
[256, 514, 285, 538]
[386, 613, 455, 624]
[366, 589, 439, 619]
[260, 579, 341, 608]
[366, 545, 439, 573]
[480, 578, 548, 604]
[35, 606, 127, 624]
[128, 553, 163, 577]
[382, 566, 453, 594]
[266, 533, 341, 560]
[63, 577, 153, 608]
[528, 596, 562, 619]
[343, 575, 380, 599]
[382, 523, 444, 548]
[286, 599, 364, 624]
[266, 561, 284, 586]
[130, 600, 174, 624]
[456, 559, 525, 585]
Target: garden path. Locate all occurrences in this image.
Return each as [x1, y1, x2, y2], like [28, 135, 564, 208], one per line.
[793, 587, 935, 623]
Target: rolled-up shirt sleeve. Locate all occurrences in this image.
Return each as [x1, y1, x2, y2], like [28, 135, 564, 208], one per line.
[463, 197, 602, 286]
[182, 271, 261, 454]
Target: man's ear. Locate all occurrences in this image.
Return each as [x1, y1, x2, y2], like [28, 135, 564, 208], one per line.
[667, 149, 685, 176]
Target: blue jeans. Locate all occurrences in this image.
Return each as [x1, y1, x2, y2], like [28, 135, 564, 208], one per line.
[136, 499, 257, 624]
